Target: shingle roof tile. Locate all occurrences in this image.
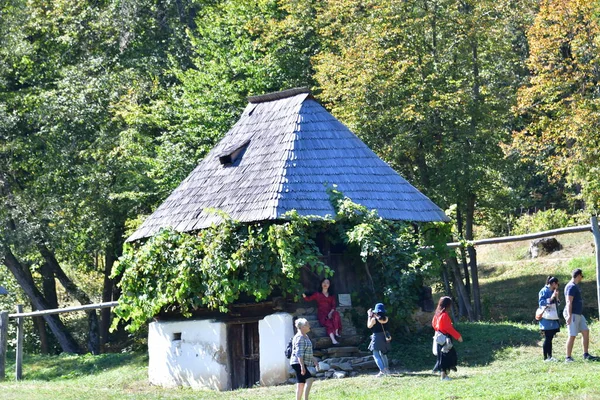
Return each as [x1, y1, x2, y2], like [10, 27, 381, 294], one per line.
[127, 89, 449, 242]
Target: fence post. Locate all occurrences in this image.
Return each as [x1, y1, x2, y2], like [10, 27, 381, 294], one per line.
[15, 304, 23, 381]
[0, 311, 8, 381]
[591, 217, 600, 318]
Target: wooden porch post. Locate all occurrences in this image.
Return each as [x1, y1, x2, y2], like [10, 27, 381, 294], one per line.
[590, 217, 600, 317]
[15, 304, 23, 381]
[0, 311, 8, 381]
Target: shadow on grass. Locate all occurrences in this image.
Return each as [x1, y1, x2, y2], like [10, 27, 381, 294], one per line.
[6, 351, 146, 381]
[457, 322, 539, 367]
[391, 321, 539, 371]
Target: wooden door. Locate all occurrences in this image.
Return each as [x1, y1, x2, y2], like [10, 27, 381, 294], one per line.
[228, 322, 260, 389]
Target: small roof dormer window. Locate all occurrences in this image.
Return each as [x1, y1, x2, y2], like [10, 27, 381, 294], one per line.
[218, 139, 250, 166]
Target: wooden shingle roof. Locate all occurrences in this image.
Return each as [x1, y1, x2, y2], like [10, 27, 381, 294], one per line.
[127, 88, 449, 242]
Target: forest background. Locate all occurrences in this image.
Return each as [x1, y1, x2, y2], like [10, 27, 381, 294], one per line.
[1, 0, 599, 354]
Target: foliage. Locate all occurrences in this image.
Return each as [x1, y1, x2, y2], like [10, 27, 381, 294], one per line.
[113, 193, 448, 331]
[328, 188, 449, 324]
[512, 209, 575, 235]
[313, 0, 536, 222]
[3, 0, 597, 351]
[513, 0, 600, 211]
[112, 213, 331, 332]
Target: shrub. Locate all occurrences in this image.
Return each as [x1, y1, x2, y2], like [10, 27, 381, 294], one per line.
[512, 209, 572, 235]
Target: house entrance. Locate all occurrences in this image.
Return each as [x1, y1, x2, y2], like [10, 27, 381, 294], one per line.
[227, 321, 260, 389]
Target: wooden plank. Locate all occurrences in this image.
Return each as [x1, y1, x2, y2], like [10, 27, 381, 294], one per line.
[8, 301, 118, 319]
[0, 311, 8, 381]
[228, 323, 245, 390]
[246, 322, 260, 387]
[15, 305, 23, 381]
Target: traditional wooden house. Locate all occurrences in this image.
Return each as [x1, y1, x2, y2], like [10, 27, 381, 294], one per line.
[127, 88, 448, 390]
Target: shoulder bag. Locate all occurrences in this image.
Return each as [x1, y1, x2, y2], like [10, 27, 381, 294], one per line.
[535, 306, 546, 321]
[542, 303, 559, 320]
[381, 322, 392, 342]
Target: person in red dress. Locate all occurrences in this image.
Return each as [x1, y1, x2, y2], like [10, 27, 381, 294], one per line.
[302, 278, 342, 345]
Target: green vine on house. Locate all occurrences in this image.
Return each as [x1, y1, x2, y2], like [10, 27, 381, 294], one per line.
[112, 190, 450, 332]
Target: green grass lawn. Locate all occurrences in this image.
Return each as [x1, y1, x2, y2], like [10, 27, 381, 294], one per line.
[4, 323, 600, 400]
[2, 232, 600, 399]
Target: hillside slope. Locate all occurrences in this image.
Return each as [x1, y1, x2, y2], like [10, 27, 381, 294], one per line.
[476, 231, 597, 321]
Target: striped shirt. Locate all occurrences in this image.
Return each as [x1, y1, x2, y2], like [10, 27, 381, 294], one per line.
[290, 332, 313, 365]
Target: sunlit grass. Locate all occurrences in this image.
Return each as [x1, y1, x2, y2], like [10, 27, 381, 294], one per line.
[4, 324, 600, 400]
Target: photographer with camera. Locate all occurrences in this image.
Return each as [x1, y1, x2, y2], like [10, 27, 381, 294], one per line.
[367, 303, 391, 377]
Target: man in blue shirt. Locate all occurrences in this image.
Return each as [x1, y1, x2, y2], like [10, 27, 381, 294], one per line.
[564, 268, 598, 362]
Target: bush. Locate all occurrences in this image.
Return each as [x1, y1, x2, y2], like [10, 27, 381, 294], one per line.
[512, 209, 573, 235]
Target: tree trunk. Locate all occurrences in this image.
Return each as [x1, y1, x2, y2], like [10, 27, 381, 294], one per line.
[364, 260, 376, 293]
[101, 227, 124, 350]
[2, 246, 80, 353]
[101, 253, 114, 349]
[38, 261, 57, 354]
[441, 264, 458, 319]
[33, 316, 49, 354]
[19, 263, 50, 354]
[459, 33, 483, 321]
[455, 208, 471, 297]
[446, 256, 474, 321]
[40, 262, 58, 309]
[37, 244, 99, 354]
[465, 192, 481, 320]
[442, 263, 452, 298]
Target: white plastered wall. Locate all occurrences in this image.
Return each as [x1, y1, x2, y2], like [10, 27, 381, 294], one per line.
[148, 319, 229, 390]
[259, 312, 294, 386]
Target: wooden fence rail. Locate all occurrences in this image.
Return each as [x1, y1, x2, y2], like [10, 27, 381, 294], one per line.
[446, 224, 592, 248]
[0, 301, 119, 381]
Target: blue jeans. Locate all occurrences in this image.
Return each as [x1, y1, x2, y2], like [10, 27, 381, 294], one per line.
[372, 350, 389, 372]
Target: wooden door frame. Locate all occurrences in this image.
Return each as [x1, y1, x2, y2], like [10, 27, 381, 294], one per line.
[227, 321, 260, 390]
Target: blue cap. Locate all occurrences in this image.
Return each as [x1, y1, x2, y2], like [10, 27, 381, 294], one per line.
[374, 303, 386, 313]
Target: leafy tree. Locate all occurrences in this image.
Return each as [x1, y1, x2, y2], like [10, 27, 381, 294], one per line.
[313, 0, 537, 319]
[513, 0, 600, 211]
[0, 0, 201, 352]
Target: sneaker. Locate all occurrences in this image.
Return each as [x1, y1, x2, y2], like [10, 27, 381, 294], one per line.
[441, 376, 452, 381]
[565, 356, 575, 363]
[376, 371, 385, 378]
[544, 357, 558, 362]
[584, 353, 599, 361]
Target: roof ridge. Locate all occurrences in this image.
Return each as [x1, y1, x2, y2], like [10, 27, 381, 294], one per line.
[248, 87, 311, 104]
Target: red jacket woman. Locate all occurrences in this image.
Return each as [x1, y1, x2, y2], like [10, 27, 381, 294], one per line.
[432, 296, 463, 381]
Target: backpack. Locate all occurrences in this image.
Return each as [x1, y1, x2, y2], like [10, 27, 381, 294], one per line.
[284, 337, 293, 359]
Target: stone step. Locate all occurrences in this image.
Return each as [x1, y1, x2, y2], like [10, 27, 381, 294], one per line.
[310, 326, 357, 337]
[322, 345, 359, 353]
[320, 346, 362, 358]
[287, 354, 402, 383]
[312, 335, 363, 349]
[313, 343, 363, 358]
[314, 349, 362, 358]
